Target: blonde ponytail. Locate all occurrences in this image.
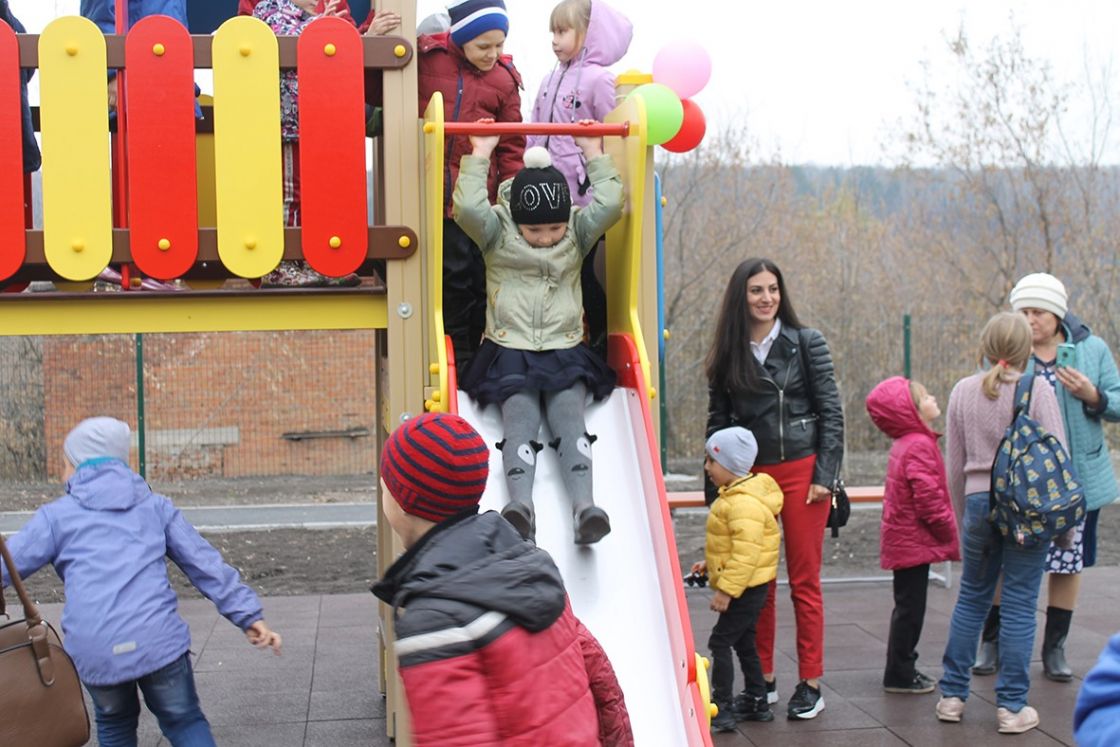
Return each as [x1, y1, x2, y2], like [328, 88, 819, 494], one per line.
[978, 312, 1033, 400]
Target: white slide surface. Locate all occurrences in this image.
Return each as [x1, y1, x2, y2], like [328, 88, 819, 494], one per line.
[458, 388, 690, 746]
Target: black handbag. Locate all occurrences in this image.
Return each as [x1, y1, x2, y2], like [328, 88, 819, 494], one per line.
[826, 479, 851, 538]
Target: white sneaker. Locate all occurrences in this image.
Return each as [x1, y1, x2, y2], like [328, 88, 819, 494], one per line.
[936, 696, 965, 722]
[997, 705, 1039, 734]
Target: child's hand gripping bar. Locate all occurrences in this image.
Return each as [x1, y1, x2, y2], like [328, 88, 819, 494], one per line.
[430, 122, 630, 137]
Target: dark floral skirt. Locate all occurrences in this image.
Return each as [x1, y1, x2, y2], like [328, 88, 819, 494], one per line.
[459, 340, 616, 407]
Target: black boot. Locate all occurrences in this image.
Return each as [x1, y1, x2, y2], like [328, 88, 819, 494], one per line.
[1042, 606, 1073, 682]
[710, 701, 738, 733]
[972, 605, 1000, 675]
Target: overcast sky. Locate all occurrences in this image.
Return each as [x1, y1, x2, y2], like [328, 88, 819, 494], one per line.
[13, 1, 1120, 165]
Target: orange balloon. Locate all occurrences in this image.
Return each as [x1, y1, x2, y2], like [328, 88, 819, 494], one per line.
[661, 99, 706, 153]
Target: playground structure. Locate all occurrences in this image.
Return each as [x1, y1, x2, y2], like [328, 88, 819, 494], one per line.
[0, 3, 712, 745]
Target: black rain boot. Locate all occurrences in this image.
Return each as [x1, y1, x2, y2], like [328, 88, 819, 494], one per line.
[972, 605, 1000, 675]
[501, 501, 536, 543]
[1042, 606, 1074, 682]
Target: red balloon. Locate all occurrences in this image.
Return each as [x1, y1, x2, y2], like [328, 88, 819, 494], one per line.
[660, 99, 706, 153]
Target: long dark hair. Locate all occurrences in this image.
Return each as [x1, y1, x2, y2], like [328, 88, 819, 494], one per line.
[705, 258, 803, 394]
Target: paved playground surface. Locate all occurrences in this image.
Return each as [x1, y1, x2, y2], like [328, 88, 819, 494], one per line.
[23, 564, 1115, 746]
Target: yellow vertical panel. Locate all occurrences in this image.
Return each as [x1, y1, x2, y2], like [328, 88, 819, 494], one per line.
[39, 17, 112, 281]
[422, 94, 447, 411]
[605, 95, 654, 393]
[196, 94, 218, 227]
[212, 18, 283, 279]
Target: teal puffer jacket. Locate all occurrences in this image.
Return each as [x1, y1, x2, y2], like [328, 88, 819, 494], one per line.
[1035, 313, 1120, 511]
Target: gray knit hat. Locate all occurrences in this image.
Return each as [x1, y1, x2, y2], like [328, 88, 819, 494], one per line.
[705, 426, 758, 478]
[64, 416, 131, 467]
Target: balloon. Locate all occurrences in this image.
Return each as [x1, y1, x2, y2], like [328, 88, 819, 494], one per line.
[627, 83, 684, 146]
[661, 99, 706, 153]
[652, 40, 712, 99]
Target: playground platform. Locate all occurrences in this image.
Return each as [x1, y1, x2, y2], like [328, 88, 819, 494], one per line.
[27, 564, 1116, 746]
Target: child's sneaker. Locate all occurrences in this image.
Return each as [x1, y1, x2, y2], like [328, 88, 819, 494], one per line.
[501, 502, 535, 542]
[883, 671, 936, 694]
[765, 678, 778, 704]
[710, 703, 738, 733]
[574, 505, 611, 545]
[261, 261, 328, 288]
[786, 680, 824, 720]
[733, 694, 774, 722]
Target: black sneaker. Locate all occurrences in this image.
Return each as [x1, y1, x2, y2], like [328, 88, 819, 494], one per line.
[733, 694, 774, 722]
[710, 703, 738, 733]
[787, 680, 825, 720]
[883, 671, 936, 694]
[765, 678, 778, 705]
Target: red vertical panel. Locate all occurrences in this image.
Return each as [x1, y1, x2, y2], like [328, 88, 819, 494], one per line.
[125, 16, 198, 279]
[298, 18, 367, 277]
[0, 22, 26, 281]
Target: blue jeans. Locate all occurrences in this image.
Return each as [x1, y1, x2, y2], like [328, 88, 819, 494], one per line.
[940, 493, 1049, 711]
[85, 652, 215, 747]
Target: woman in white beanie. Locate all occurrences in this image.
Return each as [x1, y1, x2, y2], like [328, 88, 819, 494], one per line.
[973, 272, 1120, 683]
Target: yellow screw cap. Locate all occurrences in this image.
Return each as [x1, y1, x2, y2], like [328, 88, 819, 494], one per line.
[661, 196, 668, 207]
[429, 363, 441, 375]
[709, 704, 718, 718]
[329, 235, 342, 249]
[663, 328, 671, 341]
[158, 238, 171, 251]
[702, 657, 710, 669]
[244, 237, 257, 250]
[152, 43, 166, 56]
[65, 44, 79, 56]
[393, 44, 406, 58]
[239, 45, 252, 57]
[424, 399, 434, 412]
[423, 122, 435, 134]
[398, 235, 411, 249]
[71, 239, 84, 253]
[649, 387, 657, 400]
[324, 43, 336, 57]
[431, 391, 441, 402]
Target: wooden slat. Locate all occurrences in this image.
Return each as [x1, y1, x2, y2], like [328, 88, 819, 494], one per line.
[298, 18, 367, 278]
[16, 32, 413, 69]
[126, 16, 199, 279]
[0, 21, 25, 281]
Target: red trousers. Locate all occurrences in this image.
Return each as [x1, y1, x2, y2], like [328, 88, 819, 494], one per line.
[754, 454, 829, 681]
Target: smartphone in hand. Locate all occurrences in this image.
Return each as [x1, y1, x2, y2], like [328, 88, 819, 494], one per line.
[1057, 342, 1076, 368]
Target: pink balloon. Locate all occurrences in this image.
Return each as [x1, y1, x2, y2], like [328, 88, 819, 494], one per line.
[652, 40, 712, 99]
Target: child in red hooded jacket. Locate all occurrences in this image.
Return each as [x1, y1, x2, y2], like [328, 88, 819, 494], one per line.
[866, 376, 960, 695]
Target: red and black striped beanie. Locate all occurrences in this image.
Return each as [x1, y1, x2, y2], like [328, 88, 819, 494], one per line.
[380, 413, 490, 522]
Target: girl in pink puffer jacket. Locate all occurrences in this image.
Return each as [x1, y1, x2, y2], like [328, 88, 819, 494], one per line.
[866, 376, 961, 695]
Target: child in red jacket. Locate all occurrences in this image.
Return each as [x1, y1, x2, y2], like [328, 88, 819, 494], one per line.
[866, 376, 960, 694]
[372, 413, 633, 746]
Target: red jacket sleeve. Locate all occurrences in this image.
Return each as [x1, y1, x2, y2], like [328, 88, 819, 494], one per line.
[237, 0, 257, 14]
[400, 653, 501, 746]
[577, 620, 634, 747]
[493, 61, 525, 182]
[904, 439, 957, 544]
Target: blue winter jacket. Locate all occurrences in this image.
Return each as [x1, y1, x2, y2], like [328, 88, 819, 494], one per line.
[0, 460, 263, 686]
[0, 0, 41, 172]
[80, 0, 188, 33]
[1075, 632, 1120, 746]
[1031, 312, 1120, 511]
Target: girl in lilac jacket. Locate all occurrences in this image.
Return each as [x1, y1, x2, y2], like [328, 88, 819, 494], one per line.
[529, 0, 633, 207]
[867, 376, 960, 695]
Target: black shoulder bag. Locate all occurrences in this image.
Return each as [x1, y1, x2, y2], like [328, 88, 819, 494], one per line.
[796, 329, 849, 537]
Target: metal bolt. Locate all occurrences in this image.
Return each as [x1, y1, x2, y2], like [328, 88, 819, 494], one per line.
[399, 412, 412, 423]
[396, 302, 413, 319]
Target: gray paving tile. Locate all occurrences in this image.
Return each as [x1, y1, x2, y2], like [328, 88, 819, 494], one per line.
[304, 719, 393, 747]
[207, 722, 307, 747]
[308, 687, 386, 721]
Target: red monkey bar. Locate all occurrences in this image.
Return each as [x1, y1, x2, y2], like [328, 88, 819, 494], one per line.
[436, 121, 630, 137]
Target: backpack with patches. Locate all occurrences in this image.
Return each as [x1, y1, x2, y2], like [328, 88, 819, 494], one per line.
[989, 373, 1085, 547]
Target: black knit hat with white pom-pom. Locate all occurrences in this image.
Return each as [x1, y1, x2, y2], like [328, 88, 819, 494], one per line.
[510, 146, 571, 225]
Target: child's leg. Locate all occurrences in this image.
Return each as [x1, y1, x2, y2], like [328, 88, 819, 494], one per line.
[544, 383, 610, 543]
[885, 563, 931, 686]
[85, 680, 143, 747]
[499, 389, 543, 538]
[136, 653, 216, 747]
[709, 594, 756, 708]
[733, 584, 771, 702]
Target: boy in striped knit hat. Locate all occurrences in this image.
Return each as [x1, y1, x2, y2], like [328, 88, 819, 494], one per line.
[372, 413, 633, 746]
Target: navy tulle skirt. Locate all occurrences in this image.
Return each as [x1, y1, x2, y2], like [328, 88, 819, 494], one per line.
[459, 340, 616, 407]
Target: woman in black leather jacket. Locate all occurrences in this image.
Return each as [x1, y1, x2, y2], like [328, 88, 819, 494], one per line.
[705, 257, 844, 721]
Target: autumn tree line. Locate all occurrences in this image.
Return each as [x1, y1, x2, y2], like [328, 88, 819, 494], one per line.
[659, 25, 1120, 464]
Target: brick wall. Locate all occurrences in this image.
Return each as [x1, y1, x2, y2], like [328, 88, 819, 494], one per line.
[41, 331, 378, 480]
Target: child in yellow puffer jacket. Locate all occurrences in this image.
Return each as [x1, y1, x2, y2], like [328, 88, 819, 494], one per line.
[692, 426, 784, 733]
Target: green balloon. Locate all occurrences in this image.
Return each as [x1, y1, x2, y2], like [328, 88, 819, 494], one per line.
[627, 83, 685, 146]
